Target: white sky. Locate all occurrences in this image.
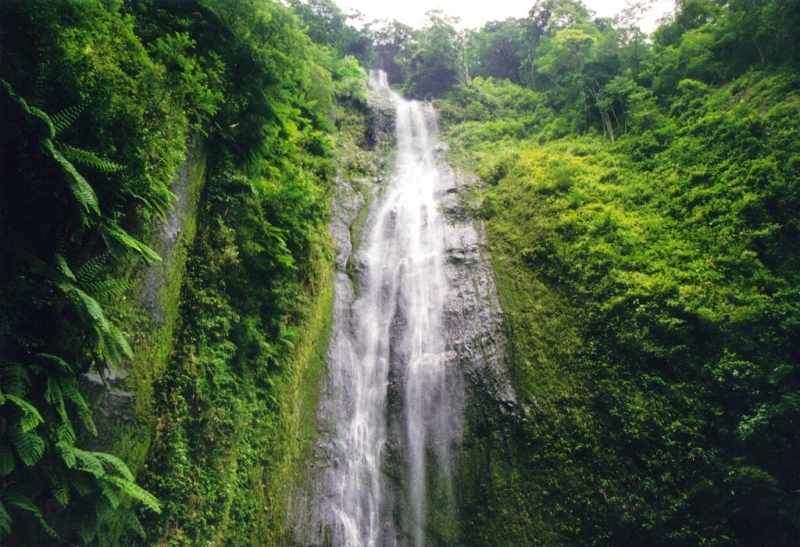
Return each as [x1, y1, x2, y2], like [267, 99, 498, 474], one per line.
[338, 0, 675, 34]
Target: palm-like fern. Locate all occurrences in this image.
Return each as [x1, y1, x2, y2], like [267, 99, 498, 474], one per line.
[0, 79, 163, 541]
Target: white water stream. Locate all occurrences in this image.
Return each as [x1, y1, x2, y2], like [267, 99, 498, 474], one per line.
[296, 70, 510, 547]
[327, 71, 457, 546]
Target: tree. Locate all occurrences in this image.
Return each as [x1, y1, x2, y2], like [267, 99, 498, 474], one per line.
[402, 10, 463, 99]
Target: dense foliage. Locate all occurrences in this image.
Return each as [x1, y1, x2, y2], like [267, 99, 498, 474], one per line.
[3, 0, 799, 544]
[0, 0, 362, 543]
[418, 0, 800, 544]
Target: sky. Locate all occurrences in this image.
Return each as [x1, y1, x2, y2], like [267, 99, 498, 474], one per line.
[336, 0, 675, 34]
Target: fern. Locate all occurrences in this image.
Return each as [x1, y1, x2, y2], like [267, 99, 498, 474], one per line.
[101, 221, 162, 265]
[55, 376, 96, 436]
[56, 441, 77, 469]
[51, 473, 71, 507]
[69, 286, 133, 364]
[54, 253, 76, 281]
[0, 492, 58, 540]
[35, 353, 71, 373]
[130, 188, 176, 222]
[74, 253, 108, 286]
[98, 479, 121, 509]
[9, 425, 45, 467]
[1, 79, 54, 140]
[50, 104, 83, 135]
[73, 448, 105, 478]
[102, 475, 162, 514]
[94, 452, 134, 482]
[0, 498, 10, 540]
[0, 361, 31, 397]
[83, 278, 130, 298]
[73, 502, 98, 544]
[0, 445, 16, 478]
[116, 505, 146, 539]
[45, 139, 100, 222]
[67, 471, 93, 497]
[46, 380, 78, 445]
[2, 394, 44, 433]
[59, 143, 123, 173]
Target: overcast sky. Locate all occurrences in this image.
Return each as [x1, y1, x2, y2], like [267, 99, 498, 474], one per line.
[336, 0, 675, 34]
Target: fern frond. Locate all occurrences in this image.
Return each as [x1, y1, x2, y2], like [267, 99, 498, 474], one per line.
[59, 143, 123, 173]
[102, 475, 162, 514]
[3, 394, 44, 433]
[101, 222, 161, 265]
[94, 452, 134, 482]
[36, 353, 72, 373]
[55, 377, 96, 436]
[98, 479, 120, 509]
[50, 105, 83, 134]
[57, 421, 77, 447]
[130, 184, 176, 222]
[72, 448, 104, 478]
[44, 376, 62, 406]
[0, 444, 16, 478]
[75, 253, 108, 285]
[1, 79, 54, 140]
[9, 425, 45, 466]
[67, 470, 93, 496]
[73, 502, 98, 544]
[0, 492, 58, 539]
[51, 473, 71, 507]
[45, 379, 77, 445]
[45, 140, 100, 222]
[0, 498, 10, 540]
[54, 254, 76, 282]
[83, 278, 130, 298]
[56, 441, 77, 469]
[68, 287, 133, 364]
[117, 505, 146, 539]
[0, 361, 31, 397]
[108, 324, 133, 361]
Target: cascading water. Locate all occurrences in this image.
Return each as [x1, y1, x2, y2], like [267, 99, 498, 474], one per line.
[296, 70, 511, 547]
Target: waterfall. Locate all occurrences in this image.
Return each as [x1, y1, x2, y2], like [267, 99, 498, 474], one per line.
[297, 70, 510, 547]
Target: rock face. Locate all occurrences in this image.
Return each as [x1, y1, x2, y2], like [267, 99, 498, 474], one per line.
[291, 71, 514, 547]
[83, 138, 206, 452]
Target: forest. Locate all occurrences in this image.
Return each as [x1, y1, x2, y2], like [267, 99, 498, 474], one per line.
[0, 0, 798, 545]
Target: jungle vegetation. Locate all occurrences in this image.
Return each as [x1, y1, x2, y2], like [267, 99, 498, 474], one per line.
[1, 0, 798, 545]
[375, 0, 799, 544]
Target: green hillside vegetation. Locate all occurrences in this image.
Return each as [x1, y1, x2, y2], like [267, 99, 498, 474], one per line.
[0, 0, 370, 544]
[401, 0, 799, 544]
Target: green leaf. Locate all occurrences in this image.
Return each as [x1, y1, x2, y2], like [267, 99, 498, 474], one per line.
[36, 353, 72, 373]
[3, 394, 44, 433]
[58, 143, 123, 173]
[103, 475, 162, 514]
[94, 452, 134, 481]
[1, 492, 58, 538]
[56, 441, 77, 469]
[100, 222, 161, 265]
[54, 254, 76, 282]
[0, 445, 16, 478]
[50, 104, 83, 135]
[10, 426, 45, 466]
[51, 473, 71, 507]
[0, 498, 10, 540]
[98, 479, 121, 509]
[56, 377, 96, 436]
[73, 448, 105, 478]
[45, 140, 100, 221]
[0, 362, 31, 397]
